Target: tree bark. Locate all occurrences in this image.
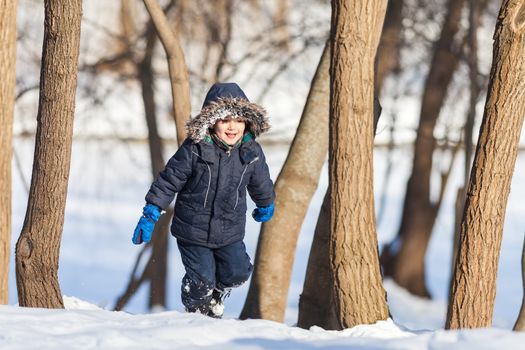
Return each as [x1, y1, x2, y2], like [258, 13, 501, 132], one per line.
[329, 0, 389, 328]
[446, 0, 525, 329]
[143, 0, 191, 143]
[298, 7, 387, 327]
[450, 0, 483, 300]
[380, 0, 466, 298]
[115, 1, 191, 311]
[240, 42, 330, 322]
[375, 0, 404, 94]
[298, 190, 340, 329]
[0, 0, 18, 305]
[15, 0, 82, 308]
[514, 234, 525, 331]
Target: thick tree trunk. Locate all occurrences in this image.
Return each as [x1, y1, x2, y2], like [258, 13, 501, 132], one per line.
[0, 0, 18, 305]
[298, 4, 388, 326]
[240, 42, 330, 322]
[446, 0, 525, 329]
[15, 0, 82, 308]
[298, 99, 383, 330]
[514, 235, 525, 331]
[380, 0, 466, 298]
[329, 0, 389, 328]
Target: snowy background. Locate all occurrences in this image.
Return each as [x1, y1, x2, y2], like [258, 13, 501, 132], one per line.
[6, 0, 525, 348]
[6, 137, 525, 349]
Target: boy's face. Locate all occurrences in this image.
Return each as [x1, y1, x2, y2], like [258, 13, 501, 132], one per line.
[213, 117, 246, 145]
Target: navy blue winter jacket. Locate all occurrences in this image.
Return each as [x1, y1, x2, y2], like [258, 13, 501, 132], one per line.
[145, 83, 275, 248]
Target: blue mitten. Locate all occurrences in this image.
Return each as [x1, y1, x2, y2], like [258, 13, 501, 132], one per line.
[252, 202, 274, 222]
[132, 203, 162, 244]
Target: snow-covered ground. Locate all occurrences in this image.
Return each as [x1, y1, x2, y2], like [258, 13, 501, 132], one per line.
[1, 288, 525, 349]
[6, 138, 525, 349]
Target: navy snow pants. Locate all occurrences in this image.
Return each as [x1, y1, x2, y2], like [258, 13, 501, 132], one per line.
[177, 239, 253, 311]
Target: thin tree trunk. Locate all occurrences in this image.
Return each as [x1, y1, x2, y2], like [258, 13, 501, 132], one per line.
[240, 42, 330, 322]
[375, 0, 404, 94]
[114, 207, 173, 311]
[380, 0, 466, 297]
[273, 0, 290, 51]
[143, 0, 191, 144]
[450, 0, 483, 299]
[329, 0, 389, 328]
[446, 0, 525, 329]
[0, 0, 18, 305]
[514, 234, 525, 331]
[116, 1, 191, 311]
[15, 0, 82, 308]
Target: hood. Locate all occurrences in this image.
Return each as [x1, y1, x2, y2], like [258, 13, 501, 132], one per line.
[185, 83, 270, 143]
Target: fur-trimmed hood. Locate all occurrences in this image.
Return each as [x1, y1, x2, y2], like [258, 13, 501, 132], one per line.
[185, 83, 270, 143]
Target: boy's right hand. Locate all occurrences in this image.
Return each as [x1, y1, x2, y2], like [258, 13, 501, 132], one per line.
[132, 203, 162, 244]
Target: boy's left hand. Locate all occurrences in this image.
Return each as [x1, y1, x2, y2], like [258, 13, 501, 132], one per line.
[252, 202, 274, 222]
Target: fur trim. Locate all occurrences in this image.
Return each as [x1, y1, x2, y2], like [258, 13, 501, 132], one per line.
[185, 97, 270, 143]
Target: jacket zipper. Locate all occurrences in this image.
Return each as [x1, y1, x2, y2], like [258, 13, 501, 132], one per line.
[192, 151, 212, 208]
[234, 157, 259, 209]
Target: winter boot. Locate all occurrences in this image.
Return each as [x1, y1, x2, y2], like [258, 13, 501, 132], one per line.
[207, 289, 231, 319]
[185, 303, 210, 315]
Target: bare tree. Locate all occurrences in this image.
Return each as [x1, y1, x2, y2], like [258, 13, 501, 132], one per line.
[115, 0, 191, 311]
[375, 0, 404, 94]
[0, 0, 18, 305]
[240, 42, 330, 322]
[380, 0, 467, 297]
[143, 0, 191, 143]
[446, 0, 525, 329]
[297, 0, 396, 329]
[329, 0, 389, 328]
[15, 0, 82, 308]
[450, 0, 484, 298]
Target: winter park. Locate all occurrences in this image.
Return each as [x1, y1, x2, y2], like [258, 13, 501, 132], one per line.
[2, 0, 525, 349]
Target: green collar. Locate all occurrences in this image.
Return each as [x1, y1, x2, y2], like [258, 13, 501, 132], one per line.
[204, 132, 253, 147]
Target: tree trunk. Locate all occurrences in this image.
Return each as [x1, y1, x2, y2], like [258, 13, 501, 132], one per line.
[514, 234, 525, 331]
[115, 1, 191, 311]
[329, 0, 389, 328]
[298, 11, 387, 328]
[298, 190, 340, 329]
[380, 0, 466, 298]
[143, 0, 191, 143]
[273, 0, 290, 51]
[240, 42, 330, 322]
[0, 0, 18, 305]
[375, 0, 404, 94]
[446, 0, 525, 329]
[450, 0, 483, 299]
[15, 0, 82, 308]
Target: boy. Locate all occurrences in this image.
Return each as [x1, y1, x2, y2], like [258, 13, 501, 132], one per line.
[132, 82, 275, 318]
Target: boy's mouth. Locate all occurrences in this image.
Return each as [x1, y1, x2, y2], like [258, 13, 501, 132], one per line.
[225, 132, 237, 139]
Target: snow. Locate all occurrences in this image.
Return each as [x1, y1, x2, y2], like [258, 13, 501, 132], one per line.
[1, 295, 525, 349]
[6, 139, 525, 349]
[8, 1, 525, 348]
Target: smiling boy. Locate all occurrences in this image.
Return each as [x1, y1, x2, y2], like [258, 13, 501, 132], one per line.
[132, 82, 276, 318]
